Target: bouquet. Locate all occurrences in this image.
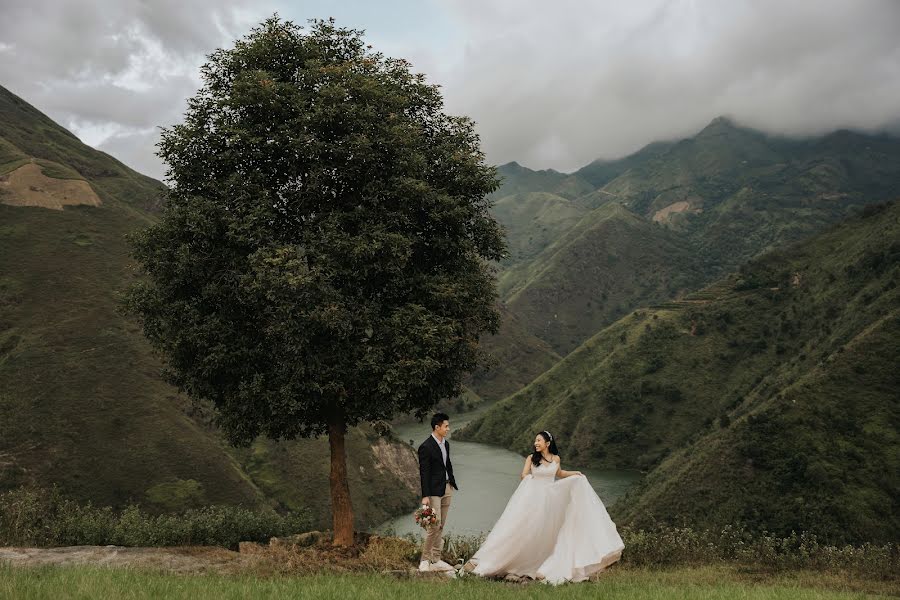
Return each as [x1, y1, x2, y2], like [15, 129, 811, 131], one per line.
[414, 504, 440, 529]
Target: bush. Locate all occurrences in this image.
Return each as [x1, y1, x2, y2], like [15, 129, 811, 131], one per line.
[0, 487, 313, 549]
[620, 525, 898, 580]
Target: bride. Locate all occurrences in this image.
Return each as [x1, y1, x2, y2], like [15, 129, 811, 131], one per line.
[464, 431, 624, 584]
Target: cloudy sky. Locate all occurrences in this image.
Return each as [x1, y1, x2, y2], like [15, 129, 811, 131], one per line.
[2, 0, 899, 180]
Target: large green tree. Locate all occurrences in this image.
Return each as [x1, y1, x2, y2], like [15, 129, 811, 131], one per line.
[124, 17, 505, 546]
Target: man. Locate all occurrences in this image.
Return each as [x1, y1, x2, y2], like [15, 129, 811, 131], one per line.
[417, 412, 458, 572]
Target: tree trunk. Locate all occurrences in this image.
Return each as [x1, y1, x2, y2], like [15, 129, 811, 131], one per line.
[328, 414, 355, 546]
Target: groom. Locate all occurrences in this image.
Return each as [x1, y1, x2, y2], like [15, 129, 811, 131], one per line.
[417, 412, 458, 573]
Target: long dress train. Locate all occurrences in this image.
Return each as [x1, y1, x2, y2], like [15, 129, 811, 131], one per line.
[468, 459, 624, 585]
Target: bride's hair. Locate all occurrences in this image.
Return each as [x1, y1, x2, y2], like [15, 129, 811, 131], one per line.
[531, 431, 559, 467]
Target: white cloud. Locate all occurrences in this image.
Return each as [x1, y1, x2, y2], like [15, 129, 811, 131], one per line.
[1, 0, 898, 179]
[0, 0, 278, 179]
[438, 0, 900, 171]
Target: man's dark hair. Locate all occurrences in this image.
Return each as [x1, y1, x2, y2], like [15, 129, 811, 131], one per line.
[431, 412, 450, 430]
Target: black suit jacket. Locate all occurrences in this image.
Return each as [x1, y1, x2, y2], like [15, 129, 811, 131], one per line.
[418, 435, 458, 498]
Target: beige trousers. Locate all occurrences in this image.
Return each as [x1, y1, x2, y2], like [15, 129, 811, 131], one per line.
[421, 482, 453, 563]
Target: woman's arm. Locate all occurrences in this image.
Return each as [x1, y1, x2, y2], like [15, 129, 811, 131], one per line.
[555, 458, 582, 478]
[520, 456, 533, 480]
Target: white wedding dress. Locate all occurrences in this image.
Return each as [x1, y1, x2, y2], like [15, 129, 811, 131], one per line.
[468, 458, 624, 585]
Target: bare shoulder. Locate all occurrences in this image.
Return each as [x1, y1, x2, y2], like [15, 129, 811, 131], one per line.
[523, 455, 532, 464]
[552, 455, 561, 463]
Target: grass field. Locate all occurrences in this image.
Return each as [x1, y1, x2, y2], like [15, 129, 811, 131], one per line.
[1, 564, 895, 599]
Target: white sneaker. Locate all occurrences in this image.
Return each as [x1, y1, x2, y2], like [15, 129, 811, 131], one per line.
[418, 560, 430, 572]
[431, 559, 454, 572]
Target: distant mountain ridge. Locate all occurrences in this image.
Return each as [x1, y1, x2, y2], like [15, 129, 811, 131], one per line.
[483, 117, 900, 358]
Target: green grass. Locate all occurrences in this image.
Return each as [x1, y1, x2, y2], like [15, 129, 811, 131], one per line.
[32, 158, 86, 180]
[1, 565, 894, 600]
[0, 157, 29, 175]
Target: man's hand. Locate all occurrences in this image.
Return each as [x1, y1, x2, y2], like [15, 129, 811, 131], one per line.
[421, 497, 430, 506]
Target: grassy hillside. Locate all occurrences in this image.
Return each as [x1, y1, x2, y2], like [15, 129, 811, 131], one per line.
[0, 84, 417, 528]
[574, 140, 676, 189]
[492, 161, 594, 201]
[0, 86, 164, 213]
[499, 203, 707, 353]
[600, 118, 900, 269]
[488, 119, 900, 358]
[466, 304, 561, 401]
[491, 191, 590, 266]
[459, 201, 900, 543]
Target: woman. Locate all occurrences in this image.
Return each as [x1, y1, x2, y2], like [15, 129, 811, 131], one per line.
[464, 431, 624, 584]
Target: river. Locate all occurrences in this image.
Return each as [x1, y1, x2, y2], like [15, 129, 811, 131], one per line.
[376, 408, 641, 538]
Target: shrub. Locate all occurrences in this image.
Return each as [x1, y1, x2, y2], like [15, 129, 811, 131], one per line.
[619, 525, 898, 580]
[0, 486, 312, 549]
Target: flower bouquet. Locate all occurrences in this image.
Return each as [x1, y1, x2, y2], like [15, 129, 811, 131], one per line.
[414, 504, 440, 529]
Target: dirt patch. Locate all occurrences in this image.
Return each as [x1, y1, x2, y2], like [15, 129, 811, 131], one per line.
[241, 532, 422, 575]
[0, 533, 426, 577]
[0, 161, 101, 210]
[652, 201, 699, 223]
[0, 545, 258, 575]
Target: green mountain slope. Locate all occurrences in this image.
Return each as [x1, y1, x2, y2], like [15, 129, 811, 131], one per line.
[0, 86, 164, 213]
[459, 201, 899, 543]
[574, 140, 676, 189]
[492, 161, 594, 201]
[0, 84, 416, 528]
[466, 304, 561, 401]
[491, 191, 591, 266]
[499, 203, 707, 353]
[601, 118, 900, 267]
[488, 118, 900, 358]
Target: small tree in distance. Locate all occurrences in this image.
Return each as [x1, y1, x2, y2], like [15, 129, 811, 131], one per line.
[124, 16, 505, 546]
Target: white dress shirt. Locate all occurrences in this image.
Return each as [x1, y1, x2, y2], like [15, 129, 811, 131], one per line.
[431, 433, 449, 481]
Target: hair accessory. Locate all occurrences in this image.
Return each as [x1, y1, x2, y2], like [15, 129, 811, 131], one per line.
[545, 431, 553, 442]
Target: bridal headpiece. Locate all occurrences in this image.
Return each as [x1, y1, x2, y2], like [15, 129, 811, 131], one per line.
[544, 431, 553, 442]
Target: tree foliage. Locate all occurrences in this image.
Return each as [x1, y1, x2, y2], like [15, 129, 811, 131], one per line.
[124, 16, 505, 543]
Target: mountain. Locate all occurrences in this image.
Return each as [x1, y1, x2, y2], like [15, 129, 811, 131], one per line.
[490, 191, 591, 266]
[458, 200, 900, 543]
[487, 118, 900, 357]
[497, 202, 707, 353]
[0, 84, 417, 528]
[574, 140, 676, 189]
[593, 118, 900, 263]
[492, 161, 594, 202]
[466, 304, 561, 401]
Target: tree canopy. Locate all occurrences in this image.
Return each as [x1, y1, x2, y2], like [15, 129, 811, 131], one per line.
[124, 16, 506, 544]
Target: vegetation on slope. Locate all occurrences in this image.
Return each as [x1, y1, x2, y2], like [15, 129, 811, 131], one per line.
[460, 202, 900, 543]
[489, 118, 900, 357]
[0, 84, 417, 528]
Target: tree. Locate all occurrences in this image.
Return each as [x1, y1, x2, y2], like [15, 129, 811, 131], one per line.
[124, 16, 505, 546]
